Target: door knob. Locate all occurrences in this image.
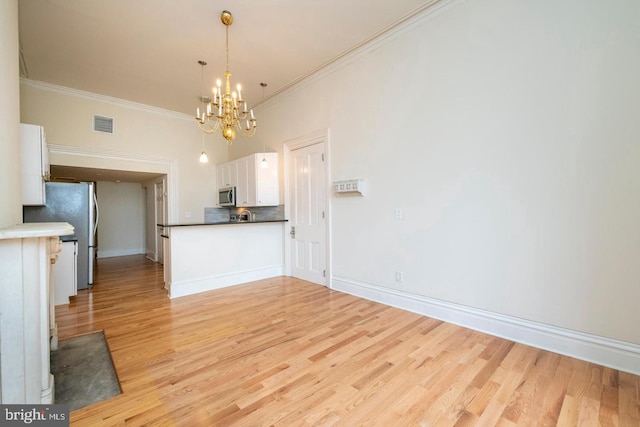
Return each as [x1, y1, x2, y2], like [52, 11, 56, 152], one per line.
[290, 226, 296, 239]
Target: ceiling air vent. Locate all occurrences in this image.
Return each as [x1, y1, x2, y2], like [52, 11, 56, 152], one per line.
[93, 115, 114, 134]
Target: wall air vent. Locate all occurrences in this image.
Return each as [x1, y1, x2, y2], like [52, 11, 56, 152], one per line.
[93, 115, 114, 134]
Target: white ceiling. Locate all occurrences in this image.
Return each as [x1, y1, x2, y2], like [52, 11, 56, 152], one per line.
[19, 0, 440, 183]
[19, 0, 438, 116]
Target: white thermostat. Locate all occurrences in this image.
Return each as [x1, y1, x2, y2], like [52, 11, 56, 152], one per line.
[332, 179, 366, 197]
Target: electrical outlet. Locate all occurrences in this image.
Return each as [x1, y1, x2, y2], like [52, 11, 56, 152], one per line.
[395, 271, 403, 282]
[395, 208, 403, 220]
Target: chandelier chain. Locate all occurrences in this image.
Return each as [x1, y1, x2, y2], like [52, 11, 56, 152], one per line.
[225, 24, 229, 74]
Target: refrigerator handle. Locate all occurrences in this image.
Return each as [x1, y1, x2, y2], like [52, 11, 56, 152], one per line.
[93, 192, 99, 236]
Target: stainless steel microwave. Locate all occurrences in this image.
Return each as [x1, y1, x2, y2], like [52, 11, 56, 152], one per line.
[218, 186, 235, 207]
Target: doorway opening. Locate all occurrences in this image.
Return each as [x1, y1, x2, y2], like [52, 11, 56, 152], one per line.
[49, 149, 178, 263]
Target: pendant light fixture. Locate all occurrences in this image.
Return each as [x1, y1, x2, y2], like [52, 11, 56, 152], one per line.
[199, 132, 208, 163]
[197, 60, 209, 162]
[259, 82, 268, 168]
[196, 10, 257, 143]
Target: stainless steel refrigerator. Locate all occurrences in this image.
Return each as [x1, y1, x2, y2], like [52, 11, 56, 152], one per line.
[23, 182, 98, 290]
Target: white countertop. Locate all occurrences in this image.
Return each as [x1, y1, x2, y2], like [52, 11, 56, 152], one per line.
[0, 222, 74, 240]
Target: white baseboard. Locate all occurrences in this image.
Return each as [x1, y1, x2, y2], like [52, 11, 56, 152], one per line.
[332, 276, 640, 376]
[169, 265, 284, 299]
[98, 248, 145, 258]
[41, 373, 54, 404]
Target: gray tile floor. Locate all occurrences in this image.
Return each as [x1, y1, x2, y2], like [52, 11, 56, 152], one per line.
[50, 331, 121, 411]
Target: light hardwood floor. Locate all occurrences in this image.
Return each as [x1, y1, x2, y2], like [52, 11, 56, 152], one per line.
[56, 255, 640, 426]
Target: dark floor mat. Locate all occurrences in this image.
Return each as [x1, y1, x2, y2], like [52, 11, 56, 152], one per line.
[50, 331, 121, 411]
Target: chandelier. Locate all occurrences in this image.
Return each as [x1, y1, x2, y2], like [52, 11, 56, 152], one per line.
[196, 10, 256, 143]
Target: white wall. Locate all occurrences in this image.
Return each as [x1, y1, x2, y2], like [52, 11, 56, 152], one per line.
[96, 181, 146, 258]
[20, 81, 227, 224]
[233, 0, 640, 346]
[0, 0, 19, 404]
[0, 0, 21, 229]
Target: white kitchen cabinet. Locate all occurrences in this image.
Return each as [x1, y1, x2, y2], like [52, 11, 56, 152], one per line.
[21, 123, 49, 206]
[217, 160, 238, 189]
[255, 153, 279, 206]
[53, 240, 77, 306]
[235, 156, 255, 207]
[216, 166, 224, 189]
[235, 153, 279, 207]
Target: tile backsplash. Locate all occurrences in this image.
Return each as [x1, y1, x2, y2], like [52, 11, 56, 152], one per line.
[204, 205, 285, 223]
[204, 207, 230, 223]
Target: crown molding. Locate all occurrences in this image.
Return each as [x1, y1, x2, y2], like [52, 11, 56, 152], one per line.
[48, 143, 176, 166]
[20, 78, 193, 121]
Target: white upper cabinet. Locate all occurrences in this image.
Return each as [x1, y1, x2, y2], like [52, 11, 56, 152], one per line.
[235, 156, 254, 207]
[220, 153, 279, 207]
[21, 123, 49, 206]
[254, 153, 279, 207]
[217, 160, 238, 189]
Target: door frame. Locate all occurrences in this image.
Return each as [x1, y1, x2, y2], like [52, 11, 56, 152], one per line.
[48, 144, 178, 223]
[283, 129, 332, 287]
[154, 179, 167, 264]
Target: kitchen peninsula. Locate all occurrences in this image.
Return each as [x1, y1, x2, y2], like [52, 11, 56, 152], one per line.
[160, 219, 287, 298]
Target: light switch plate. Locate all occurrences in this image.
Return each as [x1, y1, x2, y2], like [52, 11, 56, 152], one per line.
[332, 179, 366, 197]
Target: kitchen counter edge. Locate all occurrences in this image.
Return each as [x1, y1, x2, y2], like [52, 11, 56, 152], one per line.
[158, 219, 288, 228]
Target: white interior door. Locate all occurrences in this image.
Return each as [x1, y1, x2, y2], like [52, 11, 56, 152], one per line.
[288, 142, 326, 285]
[155, 181, 165, 264]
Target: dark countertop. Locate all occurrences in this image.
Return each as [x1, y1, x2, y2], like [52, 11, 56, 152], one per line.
[158, 219, 288, 228]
